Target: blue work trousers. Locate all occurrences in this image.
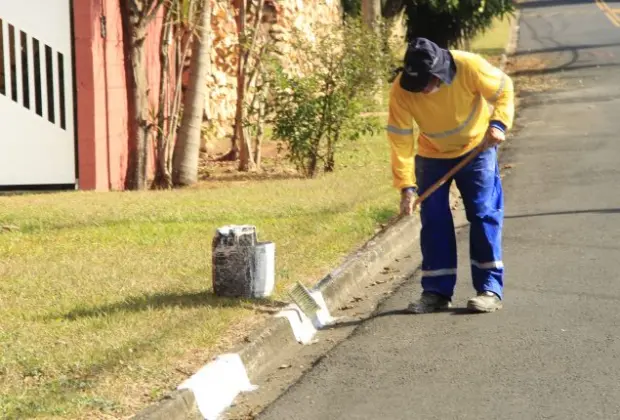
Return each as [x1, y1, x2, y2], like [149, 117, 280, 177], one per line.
[415, 146, 504, 300]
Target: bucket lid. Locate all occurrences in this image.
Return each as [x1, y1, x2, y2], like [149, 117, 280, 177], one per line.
[216, 224, 257, 238]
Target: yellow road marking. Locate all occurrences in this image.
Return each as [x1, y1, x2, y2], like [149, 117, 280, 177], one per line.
[595, 0, 620, 27]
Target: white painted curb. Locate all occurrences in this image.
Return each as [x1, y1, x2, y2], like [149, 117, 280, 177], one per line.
[174, 291, 332, 419]
[178, 353, 257, 420]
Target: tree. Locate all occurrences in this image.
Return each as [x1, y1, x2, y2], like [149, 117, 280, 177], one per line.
[120, 0, 165, 190]
[219, 0, 273, 169]
[152, 3, 175, 189]
[234, 0, 271, 172]
[382, 0, 515, 48]
[151, 0, 201, 189]
[216, 0, 246, 163]
[172, 0, 212, 186]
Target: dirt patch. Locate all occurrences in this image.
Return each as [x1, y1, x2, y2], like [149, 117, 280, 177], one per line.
[198, 141, 301, 183]
[506, 55, 566, 95]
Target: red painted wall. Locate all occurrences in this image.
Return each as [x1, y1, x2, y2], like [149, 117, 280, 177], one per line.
[73, 0, 163, 191]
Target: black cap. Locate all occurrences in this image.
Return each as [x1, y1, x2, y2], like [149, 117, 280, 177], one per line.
[400, 38, 457, 93]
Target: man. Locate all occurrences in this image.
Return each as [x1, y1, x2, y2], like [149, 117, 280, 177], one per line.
[387, 37, 514, 314]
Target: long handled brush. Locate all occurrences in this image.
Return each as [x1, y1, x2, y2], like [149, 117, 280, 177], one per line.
[380, 141, 489, 231]
[412, 141, 487, 210]
[285, 142, 490, 319]
[287, 281, 322, 320]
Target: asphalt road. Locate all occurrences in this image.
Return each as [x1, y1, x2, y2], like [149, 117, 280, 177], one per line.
[258, 2, 620, 419]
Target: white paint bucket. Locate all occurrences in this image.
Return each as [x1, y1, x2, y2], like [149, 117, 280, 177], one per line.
[252, 242, 275, 298]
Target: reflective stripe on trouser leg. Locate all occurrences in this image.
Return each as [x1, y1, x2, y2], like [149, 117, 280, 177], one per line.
[415, 155, 458, 299]
[454, 146, 504, 299]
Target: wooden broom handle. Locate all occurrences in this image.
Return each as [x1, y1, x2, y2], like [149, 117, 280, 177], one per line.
[413, 143, 488, 209]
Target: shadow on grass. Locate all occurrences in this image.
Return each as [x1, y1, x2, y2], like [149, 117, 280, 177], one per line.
[198, 153, 303, 183]
[0, 183, 76, 196]
[199, 169, 305, 183]
[51, 291, 289, 321]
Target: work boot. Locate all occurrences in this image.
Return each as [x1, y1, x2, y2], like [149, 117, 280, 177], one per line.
[407, 292, 452, 314]
[467, 291, 503, 313]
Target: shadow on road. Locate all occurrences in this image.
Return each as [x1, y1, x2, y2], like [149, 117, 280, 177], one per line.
[325, 307, 479, 329]
[518, 0, 613, 9]
[513, 42, 620, 57]
[509, 11, 620, 77]
[506, 208, 620, 219]
[511, 61, 620, 76]
[508, 286, 620, 302]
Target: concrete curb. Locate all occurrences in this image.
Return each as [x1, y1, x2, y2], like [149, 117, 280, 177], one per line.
[233, 215, 422, 379]
[132, 14, 522, 420]
[133, 390, 202, 420]
[315, 215, 420, 310]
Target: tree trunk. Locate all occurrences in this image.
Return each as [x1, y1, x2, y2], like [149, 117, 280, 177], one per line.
[120, 0, 165, 190]
[324, 137, 335, 172]
[238, 128, 255, 171]
[153, 5, 174, 189]
[307, 137, 321, 178]
[253, 89, 265, 169]
[362, 0, 381, 28]
[308, 152, 318, 178]
[216, 145, 239, 161]
[122, 23, 150, 190]
[167, 29, 193, 167]
[172, 0, 212, 187]
[235, 0, 256, 172]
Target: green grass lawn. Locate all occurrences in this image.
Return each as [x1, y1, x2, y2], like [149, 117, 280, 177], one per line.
[0, 126, 398, 419]
[470, 15, 515, 56]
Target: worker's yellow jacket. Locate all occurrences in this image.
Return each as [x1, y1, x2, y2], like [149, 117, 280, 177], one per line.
[387, 50, 515, 190]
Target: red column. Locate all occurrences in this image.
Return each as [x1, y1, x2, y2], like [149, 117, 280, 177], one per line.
[73, 1, 164, 190]
[73, 1, 105, 190]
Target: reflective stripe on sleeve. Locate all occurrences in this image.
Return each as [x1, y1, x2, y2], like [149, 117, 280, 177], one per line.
[387, 125, 414, 135]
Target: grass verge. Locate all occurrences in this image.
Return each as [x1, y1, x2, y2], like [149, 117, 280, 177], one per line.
[470, 15, 515, 57]
[0, 123, 397, 419]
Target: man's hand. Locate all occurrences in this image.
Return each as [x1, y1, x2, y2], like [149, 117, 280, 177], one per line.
[400, 187, 417, 216]
[484, 126, 506, 148]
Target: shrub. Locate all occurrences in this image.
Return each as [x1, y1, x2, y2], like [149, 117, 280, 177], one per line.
[267, 19, 391, 177]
